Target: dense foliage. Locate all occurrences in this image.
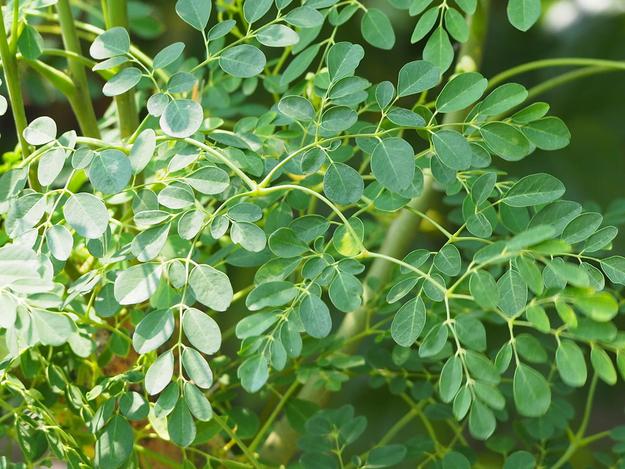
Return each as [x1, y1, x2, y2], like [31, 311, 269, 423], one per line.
[0, 0, 625, 467]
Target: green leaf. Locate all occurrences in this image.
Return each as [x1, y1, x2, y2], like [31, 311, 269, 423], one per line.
[469, 400, 495, 440]
[175, 0, 211, 31]
[497, 270, 527, 316]
[103, 67, 142, 97]
[526, 304, 550, 333]
[503, 451, 536, 469]
[391, 297, 426, 347]
[434, 244, 461, 276]
[397, 60, 440, 97]
[153, 42, 185, 69]
[184, 382, 213, 421]
[64, 193, 109, 239]
[522, 117, 570, 150]
[246, 281, 298, 311]
[182, 348, 213, 388]
[18, 25, 44, 60]
[480, 122, 531, 161]
[219, 45, 266, 78]
[24, 116, 57, 146]
[591, 347, 617, 385]
[182, 307, 221, 354]
[95, 416, 133, 469]
[133, 309, 175, 354]
[411, 7, 438, 43]
[90, 27, 130, 60]
[320, 106, 357, 133]
[185, 167, 229, 195]
[167, 399, 196, 447]
[367, 445, 407, 468]
[188, 265, 233, 312]
[167, 77, 200, 100]
[443, 452, 471, 469]
[32, 310, 74, 346]
[129, 129, 156, 174]
[513, 364, 551, 417]
[436, 72, 487, 113]
[361, 8, 395, 50]
[601, 256, 625, 285]
[562, 212, 603, 244]
[423, 27, 453, 72]
[479, 83, 528, 116]
[244, 0, 272, 23]
[114, 263, 162, 305]
[471, 172, 497, 205]
[45, 224, 73, 261]
[269, 227, 308, 258]
[432, 130, 472, 171]
[278, 95, 315, 122]
[231, 221, 267, 252]
[89, 150, 132, 194]
[300, 294, 332, 338]
[120, 392, 149, 421]
[507, 0, 541, 32]
[556, 340, 587, 387]
[238, 355, 269, 393]
[145, 350, 174, 395]
[284, 6, 324, 28]
[323, 162, 363, 205]
[470, 271, 499, 309]
[38, 147, 65, 187]
[444, 7, 469, 42]
[329, 271, 363, 312]
[503, 173, 566, 207]
[257, 25, 299, 47]
[419, 323, 448, 357]
[327, 42, 364, 81]
[160, 99, 203, 138]
[439, 355, 462, 402]
[371, 137, 415, 191]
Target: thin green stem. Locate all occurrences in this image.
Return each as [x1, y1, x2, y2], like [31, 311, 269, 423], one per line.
[552, 373, 599, 469]
[249, 381, 299, 453]
[488, 57, 625, 88]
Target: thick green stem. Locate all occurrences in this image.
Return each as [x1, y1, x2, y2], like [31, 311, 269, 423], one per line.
[56, 0, 100, 138]
[259, 3, 491, 464]
[0, 3, 30, 157]
[104, 0, 138, 138]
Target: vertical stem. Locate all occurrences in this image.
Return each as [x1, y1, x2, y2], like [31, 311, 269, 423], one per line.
[0, 3, 30, 157]
[259, 2, 491, 465]
[104, 0, 138, 138]
[56, 0, 101, 138]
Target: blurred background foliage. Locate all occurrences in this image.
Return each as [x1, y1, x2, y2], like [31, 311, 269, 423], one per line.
[1, 0, 624, 466]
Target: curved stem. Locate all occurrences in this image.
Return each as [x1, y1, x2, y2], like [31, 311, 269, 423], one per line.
[488, 57, 625, 88]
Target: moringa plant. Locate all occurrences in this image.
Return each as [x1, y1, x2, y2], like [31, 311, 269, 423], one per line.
[0, 0, 625, 467]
